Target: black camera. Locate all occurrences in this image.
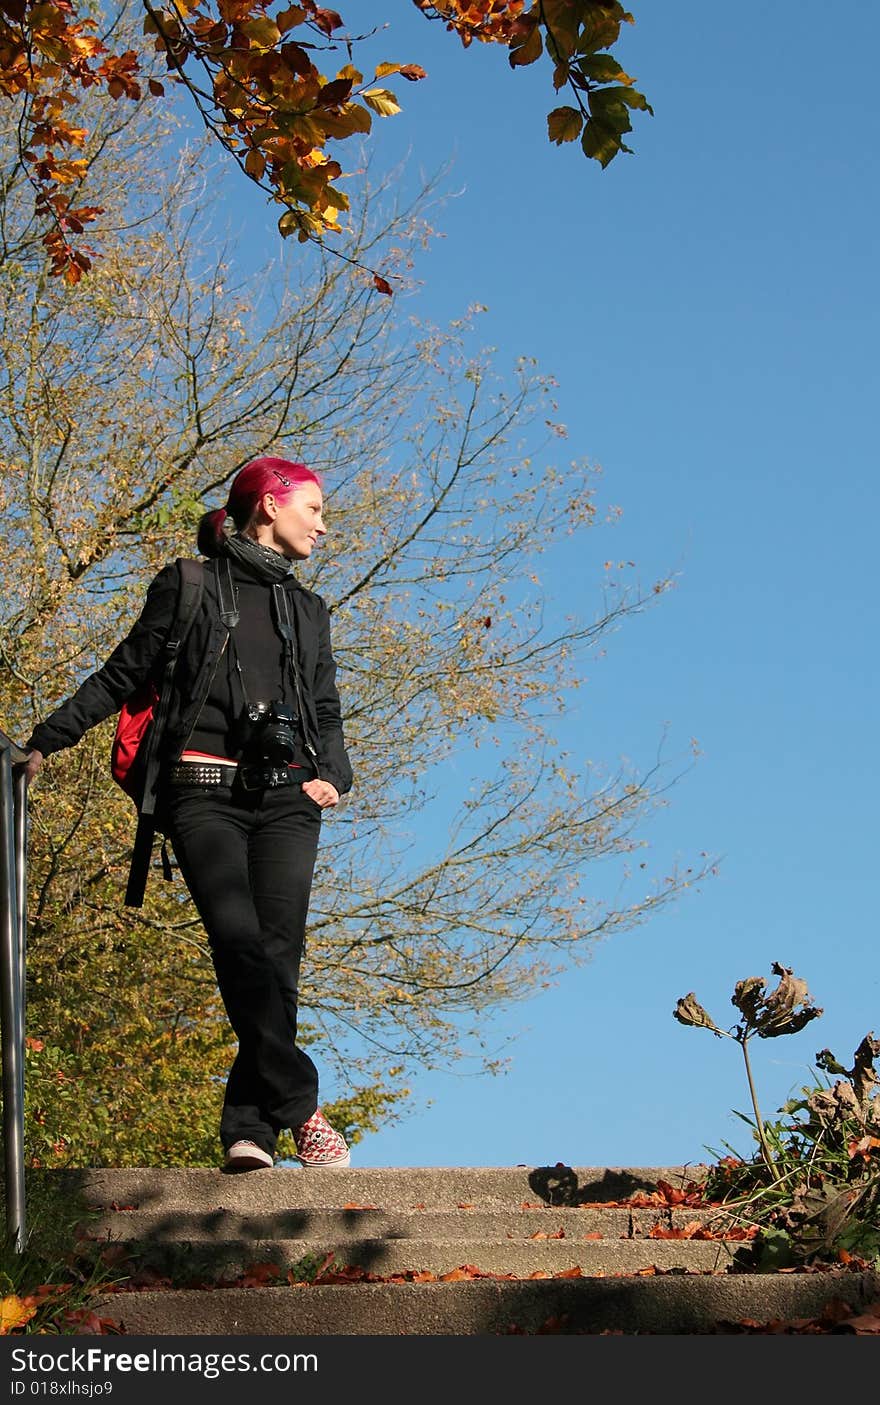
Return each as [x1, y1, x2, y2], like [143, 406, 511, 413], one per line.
[241, 701, 299, 764]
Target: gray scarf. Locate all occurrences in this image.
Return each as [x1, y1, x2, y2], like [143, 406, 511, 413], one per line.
[223, 530, 293, 584]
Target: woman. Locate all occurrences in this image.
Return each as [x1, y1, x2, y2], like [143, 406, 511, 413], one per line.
[19, 457, 353, 1172]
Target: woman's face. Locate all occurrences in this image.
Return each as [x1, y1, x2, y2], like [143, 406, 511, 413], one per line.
[262, 483, 326, 559]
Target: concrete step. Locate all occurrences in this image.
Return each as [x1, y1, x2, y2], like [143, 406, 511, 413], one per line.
[81, 1204, 737, 1242]
[90, 1235, 740, 1279]
[97, 1272, 880, 1336]
[65, 1164, 711, 1212]
[54, 1164, 877, 1335]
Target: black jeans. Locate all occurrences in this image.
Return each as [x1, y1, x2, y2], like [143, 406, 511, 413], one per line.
[163, 780, 323, 1156]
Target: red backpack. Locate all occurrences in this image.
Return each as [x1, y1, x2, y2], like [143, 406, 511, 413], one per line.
[111, 559, 204, 809]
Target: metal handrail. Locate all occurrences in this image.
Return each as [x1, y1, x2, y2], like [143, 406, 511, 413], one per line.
[0, 726, 29, 1252]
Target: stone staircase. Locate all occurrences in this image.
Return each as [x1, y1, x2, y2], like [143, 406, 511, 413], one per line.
[59, 1164, 878, 1335]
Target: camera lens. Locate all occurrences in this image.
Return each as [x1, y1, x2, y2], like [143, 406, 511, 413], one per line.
[261, 703, 298, 764]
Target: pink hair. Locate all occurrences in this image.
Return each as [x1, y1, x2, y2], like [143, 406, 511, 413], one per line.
[197, 457, 322, 557]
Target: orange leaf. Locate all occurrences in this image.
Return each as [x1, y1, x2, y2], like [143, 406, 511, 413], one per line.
[842, 1314, 880, 1334]
[1, 1295, 37, 1333]
[60, 1307, 119, 1335]
[848, 1135, 880, 1160]
[237, 1262, 282, 1287]
[372, 273, 393, 296]
[310, 1251, 336, 1279]
[553, 1266, 583, 1279]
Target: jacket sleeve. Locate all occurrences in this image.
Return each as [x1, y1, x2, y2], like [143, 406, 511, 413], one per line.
[312, 595, 353, 796]
[26, 564, 179, 757]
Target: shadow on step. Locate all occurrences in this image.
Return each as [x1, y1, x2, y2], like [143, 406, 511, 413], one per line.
[527, 1166, 667, 1206]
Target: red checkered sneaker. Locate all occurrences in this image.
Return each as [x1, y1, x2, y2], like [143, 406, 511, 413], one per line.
[292, 1108, 351, 1167]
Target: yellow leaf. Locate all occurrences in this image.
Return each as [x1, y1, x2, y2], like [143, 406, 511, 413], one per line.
[241, 17, 281, 50]
[374, 62, 402, 79]
[361, 88, 401, 118]
[0, 1295, 37, 1333]
[547, 106, 582, 145]
[244, 148, 266, 180]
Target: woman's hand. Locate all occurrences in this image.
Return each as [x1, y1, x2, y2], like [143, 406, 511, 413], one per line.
[301, 778, 339, 810]
[15, 749, 44, 787]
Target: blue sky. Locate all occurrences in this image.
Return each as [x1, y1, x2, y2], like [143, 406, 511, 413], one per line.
[236, 4, 880, 1170]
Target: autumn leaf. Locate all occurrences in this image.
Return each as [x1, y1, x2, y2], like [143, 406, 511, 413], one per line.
[0, 1295, 37, 1333]
[547, 106, 582, 145]
[374, 61, 426, 82]
[509, 20, 542, 68]
[60, 1307, 121, 1334]
[673, 992, 723, 1036]
[361, 88, 401, 117]
[848, 1135, 880, 1161]
[236, 1262, 283, 1287]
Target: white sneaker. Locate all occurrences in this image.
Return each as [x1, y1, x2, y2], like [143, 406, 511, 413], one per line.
[224, 1140, 274, 1171]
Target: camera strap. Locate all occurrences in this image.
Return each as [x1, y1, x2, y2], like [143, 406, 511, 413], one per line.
[273, 584, 318, 763]
[214, 559, 254, 714]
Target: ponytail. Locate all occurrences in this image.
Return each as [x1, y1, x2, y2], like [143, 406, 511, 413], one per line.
[197, 508, 230, 559]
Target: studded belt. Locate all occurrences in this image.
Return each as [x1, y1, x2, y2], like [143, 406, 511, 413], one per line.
[167, 761, 306, 790]
[167, 762, 239, 788]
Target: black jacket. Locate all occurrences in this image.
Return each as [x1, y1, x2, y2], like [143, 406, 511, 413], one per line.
[28, 558, 354, 797]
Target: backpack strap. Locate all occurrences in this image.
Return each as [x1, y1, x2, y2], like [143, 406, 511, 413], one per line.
[125, 559, 203, 908]
[140, 559, 204, 817]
